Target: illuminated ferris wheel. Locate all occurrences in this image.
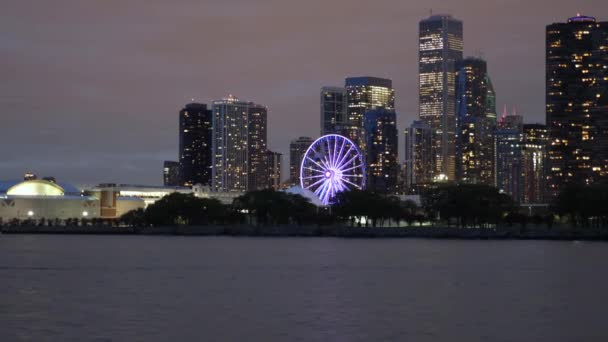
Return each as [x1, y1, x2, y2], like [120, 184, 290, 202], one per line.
[300, 134, 366, 205]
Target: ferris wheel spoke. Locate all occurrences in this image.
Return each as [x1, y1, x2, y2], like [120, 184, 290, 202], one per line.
[313, 150, 331, 169]
[306, 156, 327, 171]
[313, 180, 327, 195]
[314, 181, 329, 203]
[332, 137, 339, 168]
[342, 173, 363, 178]
[326, 139, 334, 168]
[340, 164, 363, 173]
[335, 145, 354, 169]
[342, 178, 363, 189]
[307, 177, 328, 189]
[303, 166, 326, 174]
[333, 138, 346, 169]
[338, 154, 358, 169]
[318, 181, 332, 205]
[301, 174, 326, 180]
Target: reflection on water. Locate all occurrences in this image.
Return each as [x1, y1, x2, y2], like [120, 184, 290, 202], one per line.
[0, 235, 607, 341]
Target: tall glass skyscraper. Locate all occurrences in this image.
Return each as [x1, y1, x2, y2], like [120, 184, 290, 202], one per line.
[320, 86, 348, 136]
[266, 150, 282, 190]
[546, 15, 608, 197]
[211, 96, 268, 192]
[179, 103, 213, 187]
[363, 108, 399, 193]
[522, 124, 548, 204]
[289, 136, 313, 186]
[495, 111, 524, 202]
[163, 161, 180, 187]
[345, 76, 395, 148]
[455, 57, 496, 186]
[404, 120, 433, 191]
[419, 15, 463, 181]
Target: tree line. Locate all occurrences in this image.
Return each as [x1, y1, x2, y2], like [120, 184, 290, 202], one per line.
[2, 183, 607, 229]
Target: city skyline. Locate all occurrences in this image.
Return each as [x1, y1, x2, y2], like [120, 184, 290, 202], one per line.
[1, 1, 606, 185]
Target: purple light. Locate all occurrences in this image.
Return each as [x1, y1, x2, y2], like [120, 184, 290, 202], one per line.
[300, 134, 366, 205]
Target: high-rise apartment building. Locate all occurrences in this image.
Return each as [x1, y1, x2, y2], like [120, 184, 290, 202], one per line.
[320, 87, 348, 136]
[211, 96, 268, 192]
[522, 124, 548, 204]
[163, 161, 180, 187]
[363, 108, 399, 193]
[546, 15, 608, 197]
[419, 14, 463, 180]
[266, 150, 282, 190]
[455, 57, 496, 185]
[495, 111, 524, 201]
[404, 120, 433, 191]
[179, 103, 213, 187]
[289, 136, 313, 186]
[345, 77, 395, 148]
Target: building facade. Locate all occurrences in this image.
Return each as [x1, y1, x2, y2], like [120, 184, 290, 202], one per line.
[363, 108, 399, 193]
[419, 14, 463, 181]
[455, 57, 496, 185]
[404, 120, 434, 191]
[179, 103, 213, 187]
[320, 86, 348, 136]
[495, 112, 524, 202]
[289, 136, 313, 186]
[163, 161, 180, 187]
[211, 96, 268, 192]
[546, 15, 608, 197]
[0, 179, 101, 220]
[522, 124, 548, 204]
[266, 150, 282, 190]
[345, 77, 395, 148]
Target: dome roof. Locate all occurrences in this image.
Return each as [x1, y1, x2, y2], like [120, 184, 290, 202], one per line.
[6, 180, 65, 196]
[283, 186, 324, 207]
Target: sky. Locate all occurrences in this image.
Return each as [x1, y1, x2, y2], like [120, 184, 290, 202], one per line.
[1, 0, 606, 186]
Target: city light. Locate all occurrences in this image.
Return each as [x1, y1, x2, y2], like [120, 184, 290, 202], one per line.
[300, 134, 365, 205]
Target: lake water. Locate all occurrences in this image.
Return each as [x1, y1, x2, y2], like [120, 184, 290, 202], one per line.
[1, 235, 607, 341]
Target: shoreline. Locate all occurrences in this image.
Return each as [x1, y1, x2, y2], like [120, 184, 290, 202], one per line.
[2, 225, 608, 241]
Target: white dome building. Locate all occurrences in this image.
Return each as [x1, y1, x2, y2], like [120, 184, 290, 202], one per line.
[0, 179, 99, 220]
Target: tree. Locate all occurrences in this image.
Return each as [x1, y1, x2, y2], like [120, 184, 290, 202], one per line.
[422, 184, 514, 228]
[233, 189, 316, 225]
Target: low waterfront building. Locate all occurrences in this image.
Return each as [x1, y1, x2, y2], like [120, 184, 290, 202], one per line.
[0, 179, 99, 220]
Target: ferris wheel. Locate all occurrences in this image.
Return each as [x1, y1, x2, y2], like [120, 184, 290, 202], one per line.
[300, 134, 366, 205]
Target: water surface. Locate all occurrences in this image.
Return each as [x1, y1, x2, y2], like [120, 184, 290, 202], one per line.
[1, 235, 606, 341]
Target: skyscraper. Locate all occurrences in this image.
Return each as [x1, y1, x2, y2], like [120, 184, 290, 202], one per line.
[163, 161, 180, 187]
[522, 124, 548, 204]
[179, 103, 213, 187]
[266, 150, 282, 190]
[247, 103, 268, 191]
[404, 120, 433, 191]
[363, 108, 399, 193]
[345, 77, 395, 148]
[289, 136, 313, 186]
[495, 110, 524, 202]
[320, 86, 348, 135]
[419, 15, 463, 181]
[211, 96, 268, 192]
[455, 57, 496, 185]
[546, 15, 608, 197]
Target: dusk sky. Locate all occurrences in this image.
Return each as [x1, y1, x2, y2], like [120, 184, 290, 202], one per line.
[1, 0, 606, 186]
